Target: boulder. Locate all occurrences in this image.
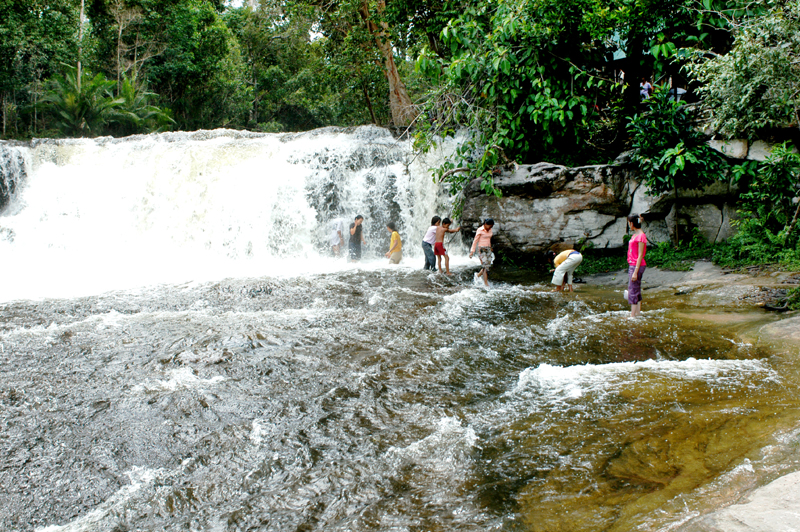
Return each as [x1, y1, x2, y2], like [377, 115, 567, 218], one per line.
[461, 160, 744, 260]
[708, 139, 748, 159]
[462, 163, 635, 254]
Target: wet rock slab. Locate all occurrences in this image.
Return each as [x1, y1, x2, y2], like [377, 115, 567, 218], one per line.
[679, 471, 800, 531]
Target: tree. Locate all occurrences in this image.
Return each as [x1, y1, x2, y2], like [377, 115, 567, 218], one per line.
[108, 76, 174, 135]
[688, 0, 800, 143]
[39, 66, 124, 137]
[296, 0, 418, 126]
[0, 0, 80, 137]
[413, 0, 736, 197]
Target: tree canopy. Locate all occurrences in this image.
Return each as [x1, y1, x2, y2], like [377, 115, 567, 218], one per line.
[1, 0, 797, 176]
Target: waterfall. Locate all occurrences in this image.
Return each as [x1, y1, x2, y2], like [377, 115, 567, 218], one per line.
[0, 127, 456, 301]
[0, 142, 27, 213]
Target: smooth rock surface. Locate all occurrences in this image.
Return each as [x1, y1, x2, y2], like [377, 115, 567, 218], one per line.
[708, 139, 749, 159]
[461, 162, 742, 257]
[679, 471, 800, 532]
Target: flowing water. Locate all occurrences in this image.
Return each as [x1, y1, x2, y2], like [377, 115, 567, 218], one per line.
[2, 128, 800, 532]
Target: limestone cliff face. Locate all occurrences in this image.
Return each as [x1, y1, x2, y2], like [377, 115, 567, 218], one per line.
[460, 160, 739, 257]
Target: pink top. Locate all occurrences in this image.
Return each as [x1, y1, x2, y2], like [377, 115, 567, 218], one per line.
[471, 226, 493, 253]
[423, 225, 438, 244]
[628, 232, 647, 267]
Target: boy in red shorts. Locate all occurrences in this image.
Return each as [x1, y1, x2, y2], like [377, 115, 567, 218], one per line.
[434, 217, 461, 275]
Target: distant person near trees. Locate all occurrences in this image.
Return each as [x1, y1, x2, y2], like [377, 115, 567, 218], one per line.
[469, 218, 495, 287]
[640, 78, 653, 100]
[626, 214, 648, 317]
[349, 215, 366, 262]
[422, 216, 441, 271]
[546, 248, 583, 292]
[385, 222, 402, 264]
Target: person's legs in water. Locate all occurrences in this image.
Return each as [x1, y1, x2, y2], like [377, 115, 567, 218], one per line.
[422, 241, 435, 270]
[628, 265, 645, 317]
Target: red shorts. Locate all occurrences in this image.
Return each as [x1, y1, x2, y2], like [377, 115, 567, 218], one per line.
[433, 242, 446, 256]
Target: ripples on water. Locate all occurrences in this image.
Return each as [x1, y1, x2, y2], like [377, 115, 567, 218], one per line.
[1, 265, 799, 532]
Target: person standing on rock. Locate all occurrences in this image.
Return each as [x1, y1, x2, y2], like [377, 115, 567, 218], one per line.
[349, 215, 366, 262]
[469, 218, 495, 287]
[546, 248, 583, 292]
[627, 214, 647, 317]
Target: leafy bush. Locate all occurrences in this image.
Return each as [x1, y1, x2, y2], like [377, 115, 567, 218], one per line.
[39, 66, 124, 137]
[712, 217, 800, 269]
[647, 230, 715, 270]
[739, 142, 800, 238]
[627, 87, 728, 241]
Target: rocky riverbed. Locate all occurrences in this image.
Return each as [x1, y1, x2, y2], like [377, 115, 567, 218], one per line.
[587, 260, 800, 531]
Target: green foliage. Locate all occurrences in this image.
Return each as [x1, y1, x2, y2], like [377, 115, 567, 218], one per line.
[739, 142, 800, 234]
[39, 66, 125, 137]
[0, 0, 81, 137]
[110, 77, 174, 135]
[712, 217, 800, 269]
[647, 230, 715, 270]
[412, 0, 734, 198]
[687, 0, 800, 139]
[788, 286, 800, 310]
[628, 87, 728, 195]
[711, 142, 800, 269]
[576, 253, 628, 275]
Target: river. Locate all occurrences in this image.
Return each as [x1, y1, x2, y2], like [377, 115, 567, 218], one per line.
[1, 127, 799, 532]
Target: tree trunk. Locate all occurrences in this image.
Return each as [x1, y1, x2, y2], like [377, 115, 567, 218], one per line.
[786, 200, 800, 242]
[363, 84, 379, 126]
[117, 25, 123, 94]
[359, 0, 417, 127]
[77, 0, 85, 93]
[2, 92, 6, 139]
[673, 182, 680, 244]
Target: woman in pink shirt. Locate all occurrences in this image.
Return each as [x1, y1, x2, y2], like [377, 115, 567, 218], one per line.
[469, 218, 494, 286]
[626, 214, 647, 317]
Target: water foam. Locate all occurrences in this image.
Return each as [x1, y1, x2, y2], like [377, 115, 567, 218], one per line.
[0, 127, 456, 301]
[512, 358, 777, 398]
[133, 367, 226, 393]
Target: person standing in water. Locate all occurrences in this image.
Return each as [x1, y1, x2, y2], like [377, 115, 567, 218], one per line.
[627, 214, 647, 317]
[385, 222, 402, 264]
[434, 217, 461, 275]
[421, 216, 440, 271]
[349, 215, 366, 262]
[469, 218, 494, 286]
[329, 217, 345, 257]
[546, 248, 583, 292]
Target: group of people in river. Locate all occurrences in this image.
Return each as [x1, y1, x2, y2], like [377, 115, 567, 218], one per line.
[328, 212, 648, 316]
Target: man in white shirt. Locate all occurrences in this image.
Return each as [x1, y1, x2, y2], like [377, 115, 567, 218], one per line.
[329, 218, 345, 257]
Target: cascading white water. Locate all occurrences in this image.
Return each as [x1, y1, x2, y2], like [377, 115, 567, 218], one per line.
[0, 127, 457, 301]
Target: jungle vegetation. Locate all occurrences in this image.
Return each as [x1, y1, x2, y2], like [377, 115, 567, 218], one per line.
[1, 0, 799, 266]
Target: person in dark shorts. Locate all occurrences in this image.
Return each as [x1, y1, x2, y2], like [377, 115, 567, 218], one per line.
[626, 214, 647, 317]
[349, 215, 366, 262]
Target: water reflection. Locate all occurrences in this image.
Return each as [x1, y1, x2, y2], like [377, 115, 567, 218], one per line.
[1, 266, 798, 532]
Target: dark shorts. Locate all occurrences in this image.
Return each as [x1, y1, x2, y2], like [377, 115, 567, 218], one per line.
[349, 241, 361, 261]
[434, 242, 446, 256]
[627, 265, 646, 304]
